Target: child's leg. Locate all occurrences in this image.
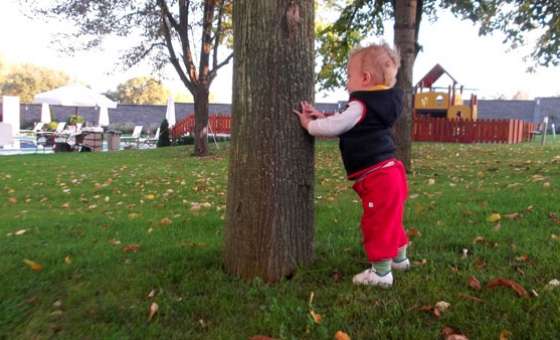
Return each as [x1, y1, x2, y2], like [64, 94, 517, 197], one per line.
[392, 161, 410, 270]
[351, 164, 407, 286]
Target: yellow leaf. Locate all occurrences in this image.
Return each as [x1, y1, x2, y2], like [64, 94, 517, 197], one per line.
[144, 194, 156, 201]
[487, 213, 501, 223]
[148, 302, 159, 321]
[61, 203, 70, 208]
[64, 256, 72, 264]
[23, 259, 44, 272]
[15, 229, 27, 236]
[128, 213, 140, 220]
[500, 330, 512, 340]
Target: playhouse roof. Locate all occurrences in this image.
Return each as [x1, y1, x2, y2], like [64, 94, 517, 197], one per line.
[416, 64, 458, 88]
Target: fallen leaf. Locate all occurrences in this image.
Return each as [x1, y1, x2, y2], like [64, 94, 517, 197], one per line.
[147, 302, 158, 321]
[159, 217, 172, 225]
[64, 256, 72, 264]
[487, 278, 528, 298]
[441, 326, 468, 340]
[8, 197, 17, 204]
[504, 213, 521, 220]
[544, 279, 560, 291]
[128, 213, 140, 220]
[457, 293, 485, 303]
[15, 229, 27, 236]
[468, 276, 481, 290]
[548, 212, 560, 225]
[61, 203, 70, 209]
[428, 178, 436, 185]
[486, 213, 501, 223]
[514, 255, 529, 262]
[249, 336, 278, 340]
[499, 330, 512, 340]
[334, 330, 351, 340]
[473, 236, 486, 244]
[144, 194, 156, 201]
[407, 227, 422, 238]
[309, 310, 321, 324]
[109, 239, 121, 245]
[147, 289, 156, 299]
[435, 301, 450, 313]
[122, 244, 141, 253]
[23, 259, 44, 272]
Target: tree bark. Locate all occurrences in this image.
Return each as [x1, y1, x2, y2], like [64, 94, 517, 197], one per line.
[193, 86, 209, 156]
[224, 0, 315, 282]
[393, 0, 417, 172]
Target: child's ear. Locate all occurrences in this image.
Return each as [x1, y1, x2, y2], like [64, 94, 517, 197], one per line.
[362, 72, 372, 84]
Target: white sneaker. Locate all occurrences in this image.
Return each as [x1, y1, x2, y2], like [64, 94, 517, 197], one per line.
[391, 258, 410, 271]
[352, 267, 393, 288]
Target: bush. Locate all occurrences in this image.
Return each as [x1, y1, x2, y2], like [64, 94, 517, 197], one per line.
[157, 119, 171, 148]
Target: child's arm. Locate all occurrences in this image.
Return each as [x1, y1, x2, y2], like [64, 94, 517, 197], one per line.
[296, 101, 364, 137]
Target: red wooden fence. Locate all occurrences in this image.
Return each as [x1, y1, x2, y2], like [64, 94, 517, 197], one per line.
[171, 114, 232, 139]
[412, 116, 536, 144]
[172, 113, 537, 144]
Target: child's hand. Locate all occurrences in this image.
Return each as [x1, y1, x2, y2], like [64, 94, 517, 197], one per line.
[300, 101, 324, 119]
[293, 107, 312, 130]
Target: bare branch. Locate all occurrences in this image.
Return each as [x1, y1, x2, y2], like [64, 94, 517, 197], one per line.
[209, 52, 233, 83]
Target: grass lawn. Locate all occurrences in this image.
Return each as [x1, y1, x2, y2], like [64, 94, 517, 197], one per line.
[1, 139, 559, 339]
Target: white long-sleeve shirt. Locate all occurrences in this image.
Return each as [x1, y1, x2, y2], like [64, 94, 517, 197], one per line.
[307, 100, 365, 137]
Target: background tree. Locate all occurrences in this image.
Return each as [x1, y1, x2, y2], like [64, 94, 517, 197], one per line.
[0, 63, 69, 102]
[24, 0, 233, 156]
[316, 0, 560, 170]
[114, 76, 170, 105]
[224, 0, 315, 282]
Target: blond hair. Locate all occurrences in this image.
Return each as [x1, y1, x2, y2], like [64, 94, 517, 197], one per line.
[349, 42, 401, 87]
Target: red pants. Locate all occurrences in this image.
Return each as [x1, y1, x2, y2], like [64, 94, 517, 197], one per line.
[352, 159, 409, 262]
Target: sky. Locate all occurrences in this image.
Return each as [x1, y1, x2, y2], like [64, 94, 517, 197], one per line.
[1, 1, 560, 104]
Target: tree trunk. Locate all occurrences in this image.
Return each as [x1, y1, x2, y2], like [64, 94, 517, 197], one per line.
[224, 0, 315, 282]
[393, 0, 417, 172]
[193, 86, 209, 156]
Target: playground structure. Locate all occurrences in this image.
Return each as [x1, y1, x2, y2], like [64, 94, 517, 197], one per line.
[414, 64, 478, 121]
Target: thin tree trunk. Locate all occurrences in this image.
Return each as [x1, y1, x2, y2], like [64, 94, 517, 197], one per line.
[193, 87, 209, 156]
[224, 0, 315, 282]
[393, 0, 417, 172]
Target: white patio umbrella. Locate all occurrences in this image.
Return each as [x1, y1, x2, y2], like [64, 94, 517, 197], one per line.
[165, 96, 176, 127]
[98, 106, 110, 127]
[40, 103, 51, 123]
[33, 84, 117, 112]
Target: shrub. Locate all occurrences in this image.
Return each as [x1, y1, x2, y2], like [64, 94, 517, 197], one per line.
[157, 119, 171, 148]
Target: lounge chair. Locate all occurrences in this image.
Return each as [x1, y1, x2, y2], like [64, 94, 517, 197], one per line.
[121, 126, 143, 148]
[19, 122, 44, 136]
[143, 127, 160, 147]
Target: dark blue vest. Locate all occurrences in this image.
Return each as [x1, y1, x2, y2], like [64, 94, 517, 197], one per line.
[339, 88, 403, 178]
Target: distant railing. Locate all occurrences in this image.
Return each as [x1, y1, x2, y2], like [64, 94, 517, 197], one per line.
[172, 114, 537, 144]
[412, 116, 537, 144]
[171, 114, 232, 139]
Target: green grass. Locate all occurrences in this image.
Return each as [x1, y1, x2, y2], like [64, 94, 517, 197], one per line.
[1, 139, 559, 339]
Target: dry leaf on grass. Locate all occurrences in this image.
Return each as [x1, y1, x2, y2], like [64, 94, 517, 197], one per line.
[441, 326, 468, 340]
[468, 276, 481, 290]
[457, 293, 485, 303]
[486, 213, 501, 223]
[23, 259, 44, 272]
[487, 278, 528, 298]
[504, 213, 521, 220]
[122, 244, 141, 253]
[147, 302, 158, 321]
[14, 229, 27, 236]
[500, 330, 512, 340]
[159, 217, 172, 225]
[335, 330, 351, 340]
[407, 227, 422, 238]
[548, 212, 560, 225]
[249, 336, 278, 340]
[309, 310, 321, 324]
